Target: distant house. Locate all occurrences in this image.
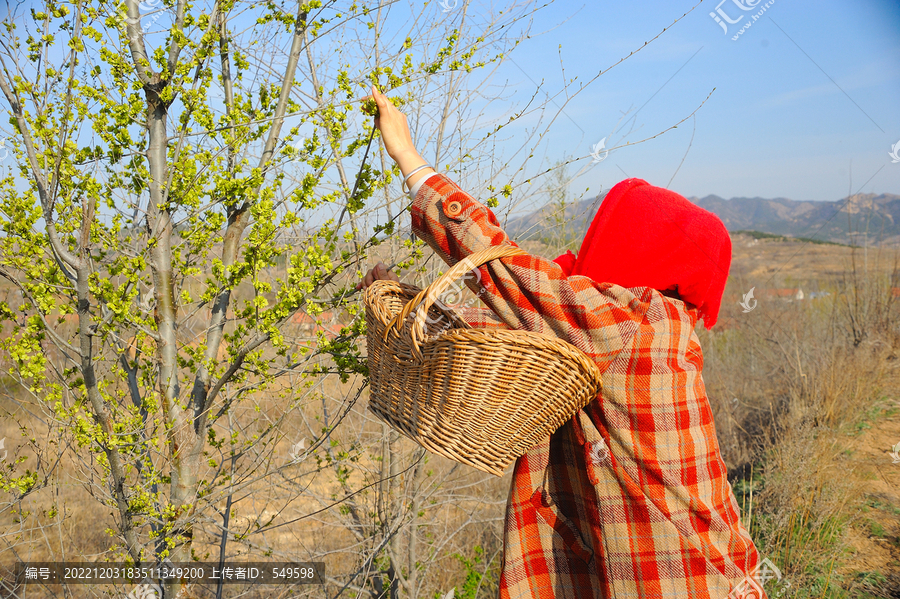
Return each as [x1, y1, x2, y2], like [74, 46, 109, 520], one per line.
[765, 288, 804, 301]
[291, 310, 344, 338]
[807, 291, 831, 299]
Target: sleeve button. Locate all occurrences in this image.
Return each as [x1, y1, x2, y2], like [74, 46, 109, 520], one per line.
[445, 200, 463, 217]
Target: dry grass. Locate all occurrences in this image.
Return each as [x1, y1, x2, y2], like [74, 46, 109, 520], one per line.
[700, 236, 900, 598]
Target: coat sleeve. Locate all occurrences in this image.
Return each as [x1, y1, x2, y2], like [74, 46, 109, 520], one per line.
[410, 174, 648, 370]
[452, 306, 509, 330]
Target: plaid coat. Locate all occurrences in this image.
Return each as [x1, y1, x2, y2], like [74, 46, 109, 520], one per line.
[409, 174, 765, 599]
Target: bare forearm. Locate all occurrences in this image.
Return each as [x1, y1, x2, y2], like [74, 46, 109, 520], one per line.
[393, 149, 434, 190]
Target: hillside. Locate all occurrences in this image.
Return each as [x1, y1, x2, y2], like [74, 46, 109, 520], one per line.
[506, 190, 900, 247]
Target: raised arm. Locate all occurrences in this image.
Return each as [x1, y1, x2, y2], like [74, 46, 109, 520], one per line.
[365, 85, 648, 368]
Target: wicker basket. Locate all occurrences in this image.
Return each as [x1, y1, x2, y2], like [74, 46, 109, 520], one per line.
[364, 245, 603, 476]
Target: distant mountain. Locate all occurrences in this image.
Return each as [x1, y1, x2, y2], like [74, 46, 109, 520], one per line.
[505, 192, 900, 246]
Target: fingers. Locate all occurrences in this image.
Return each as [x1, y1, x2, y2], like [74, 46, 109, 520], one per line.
[372, 85, 387, 103]
[372, 87, 403, 122]
[356, 270, 373, 290]
[362, 86, 388, 105]
[356, 262, 399, 290]
[375, 263, 400, 284]
[374, 262, 398, 283]
[371, 86, 388, 110]
[360, 87, 388, 121]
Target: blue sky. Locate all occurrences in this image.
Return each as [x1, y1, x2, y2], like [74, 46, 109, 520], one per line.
[479, 0, 900, 203]
[4, 0, 897, 209]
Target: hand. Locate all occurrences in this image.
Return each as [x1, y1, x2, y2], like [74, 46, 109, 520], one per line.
[355, 262, 400, 291]
[361, 87, 434, 187]
[363, 86, 416, 161]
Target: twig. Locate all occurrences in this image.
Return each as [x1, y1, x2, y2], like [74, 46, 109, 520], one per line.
[667, 114, 695, 188]
[348, 125, 378, 205]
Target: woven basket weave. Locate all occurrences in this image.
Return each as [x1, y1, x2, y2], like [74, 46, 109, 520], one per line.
[364, 245, 603, 476]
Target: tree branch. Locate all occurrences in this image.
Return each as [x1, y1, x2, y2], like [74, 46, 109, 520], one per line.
[191, 4, 310, 434]
[0, 55, 80, 271]
[124, 0, 157, 85]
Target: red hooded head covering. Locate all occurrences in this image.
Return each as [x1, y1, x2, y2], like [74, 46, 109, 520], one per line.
[552, 178, 731, 329]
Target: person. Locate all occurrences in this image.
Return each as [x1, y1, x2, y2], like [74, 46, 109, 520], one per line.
[357, 86, 767, 599]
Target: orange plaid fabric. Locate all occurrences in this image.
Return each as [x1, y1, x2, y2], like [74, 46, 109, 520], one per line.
[409, 174, 765, 599]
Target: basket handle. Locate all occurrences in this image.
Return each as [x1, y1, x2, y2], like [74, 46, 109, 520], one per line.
[385, 244, 528, 360]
